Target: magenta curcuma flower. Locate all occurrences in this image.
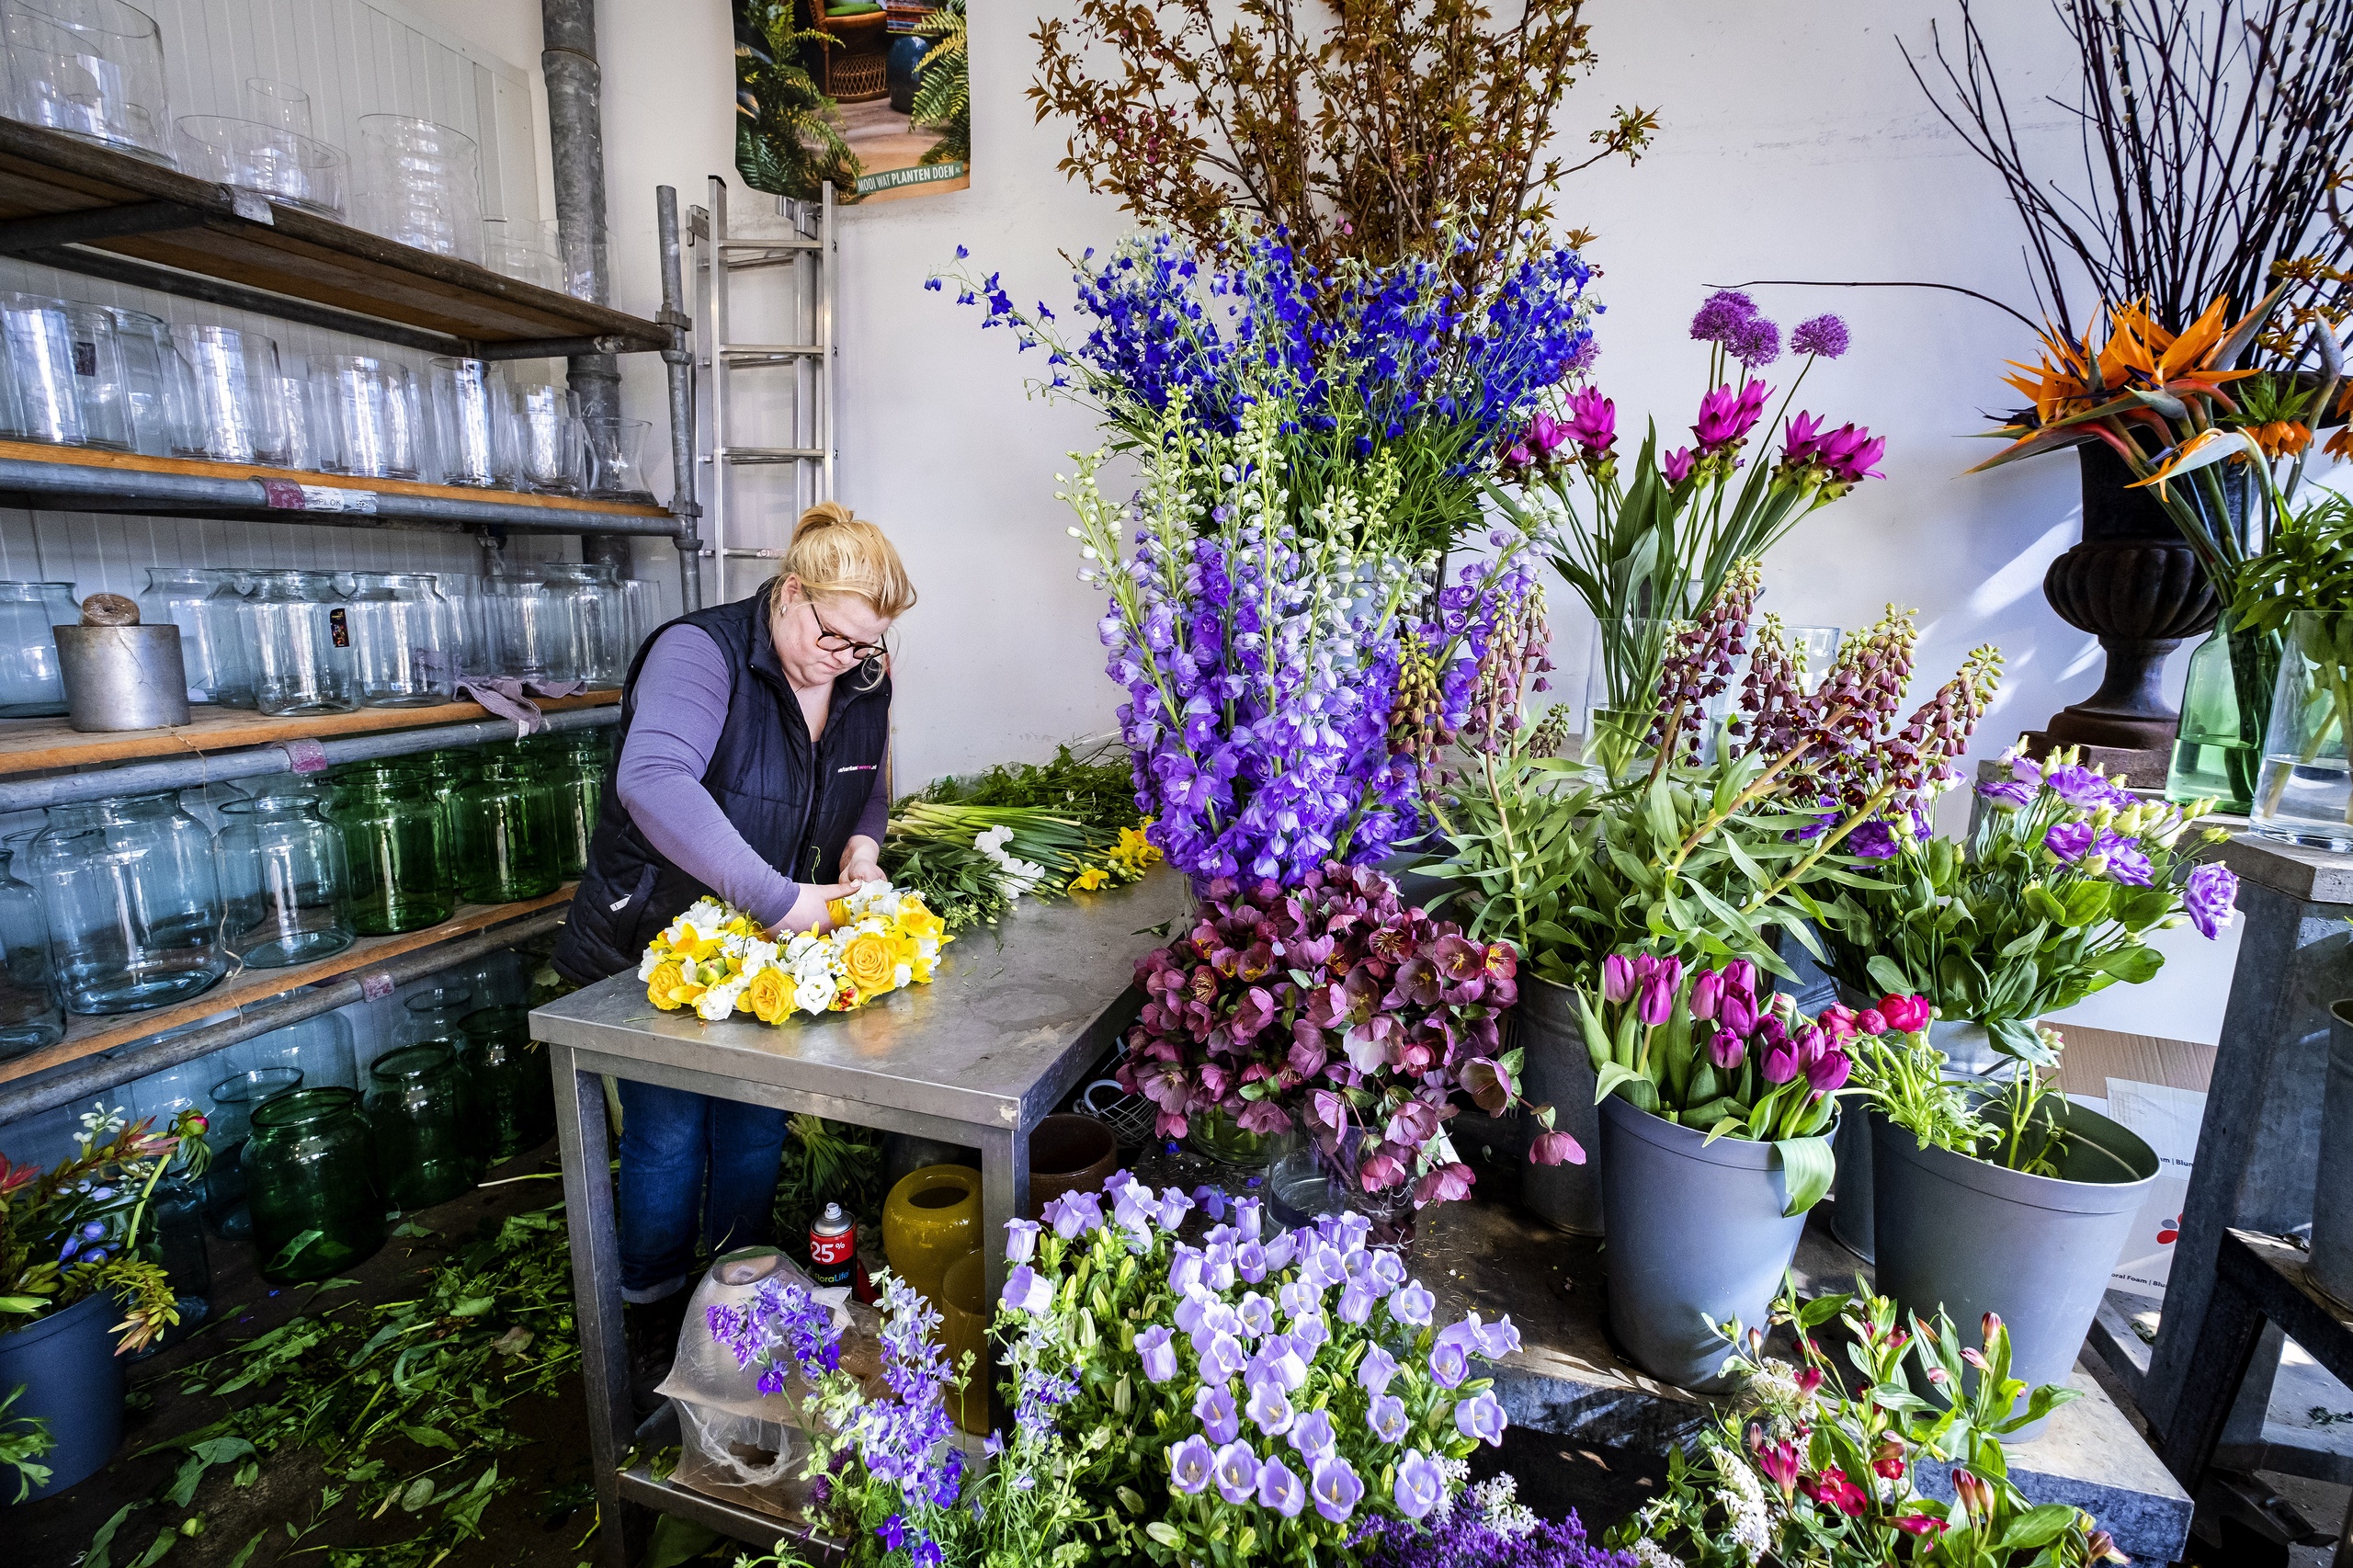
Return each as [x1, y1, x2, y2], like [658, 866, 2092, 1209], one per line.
[1662, 445, 1697, 484]
[1563, 386, 1618, 454]
[1791, 313, 1851, 358]
[1693, 379, 1769, 450]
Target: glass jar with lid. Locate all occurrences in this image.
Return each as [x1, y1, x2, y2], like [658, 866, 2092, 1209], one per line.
[363, 1043, 475, 1210]
[240, 568, 358, 716]
[216, 789, 354, 968]
[541, 561, 625, 688]
[0, 833, 63, 1060]
[244, 1087, 384, 1281]
[323, 763, 450, 935]
[455, 1005, 554, 1162]
[447, 753, 560, 903]
[0, 580, 79, 717]
[28, 791, 230, 1015]
[345, 571, 456, 708]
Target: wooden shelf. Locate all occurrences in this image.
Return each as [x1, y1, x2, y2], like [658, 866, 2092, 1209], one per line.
[0, 886, 578, 1087]
[0, 690, 618, 778]
[0, 441, 668, 517]
[0, 119, 665, 356]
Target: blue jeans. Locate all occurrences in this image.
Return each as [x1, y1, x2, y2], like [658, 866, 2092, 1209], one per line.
[617, 1080, 789, 1303]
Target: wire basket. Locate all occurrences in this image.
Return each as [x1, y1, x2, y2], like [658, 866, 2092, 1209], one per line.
[1073, 1075, 1156, 1152]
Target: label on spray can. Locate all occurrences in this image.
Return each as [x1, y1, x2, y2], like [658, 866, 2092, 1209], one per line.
[809, 1201, 855, 1288]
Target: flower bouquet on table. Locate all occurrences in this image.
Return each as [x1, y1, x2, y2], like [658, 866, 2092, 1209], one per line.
[1802, 744, 2239, 1066]
[1117, 860, 1583, 1208]
[1611, 1278, 2127, 1567]
[1489, 290, 1885, 769]
[641, 885, 949, 1022]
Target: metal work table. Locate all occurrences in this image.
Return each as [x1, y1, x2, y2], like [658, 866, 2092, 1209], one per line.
[529, 869, 1192, 1564]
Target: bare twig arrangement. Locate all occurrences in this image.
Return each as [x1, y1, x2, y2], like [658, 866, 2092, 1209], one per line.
[1904, 0, 2353, 364]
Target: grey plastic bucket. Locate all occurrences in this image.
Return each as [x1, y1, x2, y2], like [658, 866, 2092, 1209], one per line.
[1514, 973, 1603, 1234]
[1829, 1017, 2010, 1262]
[1597, 1092, 1818, 1392]
[0, 1290, 122, 1500]
[2313, 1002, 2353, 1307]
[1871, 1100, 2156, 1437]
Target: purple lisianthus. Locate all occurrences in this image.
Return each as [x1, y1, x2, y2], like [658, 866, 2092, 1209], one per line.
[1791, 313, 1851, 359]
[1194, 1383, 1241, 1445]
[1002, 1265, 1053, 1314]
[2046, 764, 2131, 811]
[2044, 821, 2097, 862]
[1137, 1324, 1179, 1383]
[1358, 1342, 1400, 1396]
[2185, 861, 2238, 938]
[1213, 1439, 1259, 1504]
[1392, 1449, 1446, 1520]
[1368, 1392, 1410, 1444]
[1976, 774, 2035, 809]
[2097, 833, 2154, 887]
[1256, 1457, 1306, 1517]
[1311, 1455, 1365, 1523]
[1455, 1390, 1507, 1446]
[1168, 1435, 1215, 1494]
[1847, 819, 1900, 860]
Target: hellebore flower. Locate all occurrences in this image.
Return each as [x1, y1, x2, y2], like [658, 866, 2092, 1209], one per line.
[1194, 1384, 1240, 1445]
[1256, 1457, 1305, 1517]
[1530, 1129, 1586, 1165]
[1310, 1456, 1365, 1523]
[1168, 1435, 1215, 1494]
[1136, 1324, 1178, 1383]
[1393, 1449, 1445, 1520]
[2186, 862, 2238, 938]
[1455, 1391, 1507, 1446]
[1212, 1440, 1259, 1505]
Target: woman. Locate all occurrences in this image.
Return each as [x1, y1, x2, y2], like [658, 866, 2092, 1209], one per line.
[553, 501, 915, 1393]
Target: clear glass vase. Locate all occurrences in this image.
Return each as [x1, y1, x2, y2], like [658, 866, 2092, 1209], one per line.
[346, 571, 456, 708]
[2251, 610, 2353, 850]
[0, 835, 64, 1059]
[0, 579, 79, 717]
[2167, 617, 2279, 816]
[216, 790, 355, 967]
[364, 1042, 476, 1209]
[241, 568, 358, 716]
[29, 792, 231, 1015]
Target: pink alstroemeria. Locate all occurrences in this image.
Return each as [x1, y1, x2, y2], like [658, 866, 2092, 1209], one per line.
[1693, 379, 1769, 451]
[1750, 1428, 1802, 1497]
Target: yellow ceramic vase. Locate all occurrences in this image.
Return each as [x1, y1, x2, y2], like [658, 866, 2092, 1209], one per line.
[939, 1249, 990, 1435]
[881, 1164, 981, 1308]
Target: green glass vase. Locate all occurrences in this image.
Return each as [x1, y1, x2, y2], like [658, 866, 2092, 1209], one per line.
[455, 1005, 555, 1161]
[324, 765, 452, 935]
[2166, 618, 2279, 816]
[244, 1087, 385, 1282]
[447, 755, 561, 904]
[364, 1044, 477, 1210]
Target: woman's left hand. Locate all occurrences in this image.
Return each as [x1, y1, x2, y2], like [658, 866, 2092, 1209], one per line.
[842, 837, 885, 885]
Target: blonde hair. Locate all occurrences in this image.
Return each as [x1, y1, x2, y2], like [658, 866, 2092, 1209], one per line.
[780, 501, 916, 619]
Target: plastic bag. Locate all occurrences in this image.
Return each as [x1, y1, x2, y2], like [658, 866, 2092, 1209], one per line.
[656, 1247, 885, 1520]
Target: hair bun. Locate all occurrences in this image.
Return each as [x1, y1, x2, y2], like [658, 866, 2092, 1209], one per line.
[794, 500, 858, 539]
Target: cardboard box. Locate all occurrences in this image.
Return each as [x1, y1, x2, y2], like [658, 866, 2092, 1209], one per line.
[2049, 1022, 2213, 1299]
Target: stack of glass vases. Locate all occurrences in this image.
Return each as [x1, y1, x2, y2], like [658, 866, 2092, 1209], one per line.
[29, 792, 230, 1015]
[244, 1087, 384, 1282]
[447, 751, 560, 903]
[324, 764, 451, 935]
[363, 1043, 474, 1210]
[215, 788, 354, 968]
[0, 0, 175, 164]
[353, 116, 483, 264]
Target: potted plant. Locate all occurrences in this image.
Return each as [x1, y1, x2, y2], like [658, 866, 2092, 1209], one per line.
[1613, 1276, 2128, 1564]
[1802, 744, 2240, 1256]
[1847, 1014, 2160, 1434]
[1435, 568, 2002, 1238]
[0, 1104, 208, 1499]
[1572, 957, 1861, 1391]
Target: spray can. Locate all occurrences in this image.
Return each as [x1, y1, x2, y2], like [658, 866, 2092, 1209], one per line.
[809, 1201, 855, 1288]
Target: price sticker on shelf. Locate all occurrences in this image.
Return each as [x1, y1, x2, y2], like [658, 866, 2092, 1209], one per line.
[259, 481, 378, 514]
[358, 971, 395, 1002]
[281, 738, 329, 774]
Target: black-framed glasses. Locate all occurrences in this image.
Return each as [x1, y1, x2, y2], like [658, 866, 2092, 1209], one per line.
[806, 600, 887, 662]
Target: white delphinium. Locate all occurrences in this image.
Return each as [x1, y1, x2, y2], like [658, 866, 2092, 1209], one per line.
[1630, 1540, 1682, 1568]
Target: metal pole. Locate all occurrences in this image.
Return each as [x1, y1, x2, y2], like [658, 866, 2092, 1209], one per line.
[0, 912, 567, 1125]
[0, 705, 619, 815]
[659, 185, 705, 611]
[541, 0, 631, 570]
[820, 180, 836, 504]
[705, 176, 730, 601]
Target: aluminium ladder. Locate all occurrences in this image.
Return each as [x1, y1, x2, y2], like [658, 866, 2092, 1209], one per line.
[692, 175, 836, 602]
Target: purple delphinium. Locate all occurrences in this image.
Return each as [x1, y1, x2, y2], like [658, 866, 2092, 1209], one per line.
[2185, 861, 2239, 938]
[706, 1276, 843, 1396]
[1790, 312, 1851, 359]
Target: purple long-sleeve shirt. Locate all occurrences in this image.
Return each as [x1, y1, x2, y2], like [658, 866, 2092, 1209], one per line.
[614, 623, 888, 926]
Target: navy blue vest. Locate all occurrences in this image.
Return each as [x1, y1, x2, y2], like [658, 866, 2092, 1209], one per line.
[552, 582, 892, 983]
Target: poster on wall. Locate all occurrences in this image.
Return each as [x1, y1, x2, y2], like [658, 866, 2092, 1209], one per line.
[733, 0, 970, 205]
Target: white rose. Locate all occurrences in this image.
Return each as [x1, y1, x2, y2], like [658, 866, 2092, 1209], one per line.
[741, 938, 780, 972]
[794, 972, 838, 1014]
[894, 962, 913, 990]
[696, 980, 745, 1021]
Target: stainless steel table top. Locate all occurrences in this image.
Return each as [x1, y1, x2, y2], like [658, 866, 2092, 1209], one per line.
[529, 867, 1193, 1131]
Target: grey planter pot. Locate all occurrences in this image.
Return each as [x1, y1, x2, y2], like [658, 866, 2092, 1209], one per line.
[1829, 1013, 2012, 1262]
[1514, 973, 1602, 1235]
[0, 1290, 122, 1500]
[1871, 1101, 2157, 1438]
[2313, 1001, 2353, 1308]
[1597, 1092, 1819, 1392]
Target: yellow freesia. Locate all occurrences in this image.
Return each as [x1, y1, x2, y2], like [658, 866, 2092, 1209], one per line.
[1069, 866, 1111, 892]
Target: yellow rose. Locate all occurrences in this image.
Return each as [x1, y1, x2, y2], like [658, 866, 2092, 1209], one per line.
[744, 966, 795, 1025]
[841, 931, 898, 996]
[827, 897, 853, 928]
[646, 960, 688, 1010]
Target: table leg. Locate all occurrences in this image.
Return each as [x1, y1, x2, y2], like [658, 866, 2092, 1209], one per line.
[554, 1052, 638, 1568]
[979, 1128, 1030, 1435]
[2155, 1261, 2270, 1494]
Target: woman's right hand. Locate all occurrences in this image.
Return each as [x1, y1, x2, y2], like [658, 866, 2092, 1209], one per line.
[773, 881, 857, 936]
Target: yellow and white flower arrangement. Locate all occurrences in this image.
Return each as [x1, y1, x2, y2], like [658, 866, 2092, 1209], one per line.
[639, 881, 950, 1022]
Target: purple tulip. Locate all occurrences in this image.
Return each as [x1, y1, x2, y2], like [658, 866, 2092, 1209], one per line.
[1455, 1391, 1507, 1446]
[1760, 1038, 1801, 1085]
[1311, 1456, 1365, 1523]
[1724, 959, 1757, 1000]
[1368, 1392, 1409, 1443]
[1137, 1324, 1178, 1383]
[1389, 1283, 1435, 1326]
[1359, 1343, 1400, 1397]
[1806, 1048, 1852, 1095]
[1246, 1377, 1295, 1437]
[1213, 1439, 1259, 1504]
[1002, 1265, 1053, 1314]
[1710, 1027, 1745, 1071]
[1721, 990, 1756, 1036]
[1635, 956, 1681, 1027]
[1600, 953, 1635, 1004]
[1003, 1219, 1040, 1265]
[1194, 1384, 1241, 1445]
[1289, 1408, 1337, 1463]
[1257, 1457, 1306, 1517]
[1393, 1449, 1445, 1520]
[1168, 1435, 1214, 1494]
[1690, 969, 1725, 1021]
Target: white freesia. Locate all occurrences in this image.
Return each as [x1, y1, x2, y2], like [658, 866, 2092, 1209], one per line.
[697, 979, 746, 1021]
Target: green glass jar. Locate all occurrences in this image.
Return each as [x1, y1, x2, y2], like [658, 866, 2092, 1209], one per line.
[532, 734, 608, 881]
[455, 1005, 555, 1161]
[364, 1043, 476, 1210]
[399, 983, 475, 1048]
[446, 755, 560, 904]
[324, 765, 452, 935]
[244, 1087, 385, 1282]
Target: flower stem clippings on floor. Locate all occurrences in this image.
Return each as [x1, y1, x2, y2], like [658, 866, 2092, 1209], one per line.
[1612, 1277, 2127, 1566]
